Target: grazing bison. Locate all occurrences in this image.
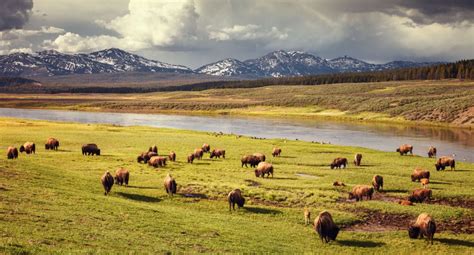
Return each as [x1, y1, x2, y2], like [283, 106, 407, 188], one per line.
[187, 153, 195, 164]
[168, 151, 176, 162]
[210, 149, 226, 159]
[7, 146, 18, 159]
[45, 138, 59, 150]
[314, 211, 340, 243]
[149, 145, 158, 154]
[202, 143, 211, 153]
[19, 142, 35, 154]
[255, 162, 274, 178]
[411, 168, 430, 182]
[408, 188, 432, 203]
[114, 168, 129, 186]
[137, 151, 158, 164]
[241, 155, 261, 168]
[330, 157, 347, 169]
[82, 143, 100, 156]
[348, 185, 374, 201]
[427, 146, 437, 158]
[396, 144, 413, 155]
[332, 181, 346, 187]
[435, 156, 455, 171]
[101, 171, 114, 195]
[372, 175, 384, 192]
[409, 213, 436, 244]
[252, 153, 266, 162]
[304, 208, 311, 226]
[148, 156, 167, 168]
[421, 178, 429, 189]
[164, 174, 177, 196]
[354, 153, 362, 166]
[228, 189, 245, 211]
[272, 147, 282, 157]
[194, 148, 204, 160]
[398, 200, 414, 206]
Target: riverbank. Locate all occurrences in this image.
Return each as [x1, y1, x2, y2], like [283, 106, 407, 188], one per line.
[1, 118, 474, 253]
[0, 80, 473, 128]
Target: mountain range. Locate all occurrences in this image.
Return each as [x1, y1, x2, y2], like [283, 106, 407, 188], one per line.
[0, 48, 436, 78]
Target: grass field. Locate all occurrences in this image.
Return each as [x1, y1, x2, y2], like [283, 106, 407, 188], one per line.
[1, 118, 473, 254]
[0, 80, 473, 128]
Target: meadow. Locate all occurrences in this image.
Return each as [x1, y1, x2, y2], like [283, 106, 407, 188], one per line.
[1, 118, 473, 253]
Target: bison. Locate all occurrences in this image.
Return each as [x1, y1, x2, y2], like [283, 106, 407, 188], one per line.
[137, 151, 158, 164]
[241, 155, 261, 168]
[194, 148, 204, 160]
[396, 144, 413, 155]
[114, 168, 129, 186]
[168, 151, 176, 162]
[348, 185, 374, 201]
[330, 157, 347, 169]
[82, 143, 100, 156]
[187, 153, 195, 163]
[304, 208, 311, 226]
[202, 143, 211, 153]
[435, 156, 455, 171]
[101, 171, 114, 195]
[272, 147, 282, 157]
[427, 146, 437, 158]
[149, 145, 158, 154]
[45, 138, 59, 150]
[353, 153, 362, 166]
[411, 168, 430, 182]
[408, 213, 436, 244]
[7, 146, 18, 159]
[332, 181, 345, 187]
[408, 188, 432, 203]
[420, 178, 429, 189]
[314, 211, 340, 243]
[228, 189, 245, 211]
[148, 156, 167, 168]
[398, 200, 414, 206]
[255, 162, 274, 178]
[19, 142, 35, 154]
[210, 149, 226, 159]
[372, 175, 384, 192]
[164, 174, 177, 196]
[252, 153, 266, 162]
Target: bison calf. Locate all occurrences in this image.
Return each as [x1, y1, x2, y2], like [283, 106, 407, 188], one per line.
[7, 146, 18, 159]
[408, 213, 436, 244]
[372, 175, 383, 192]
[168, 151, 176, 162]
[348, 185, 374, 201]
[164, 174, 177, 196]
[304, 208, 311, 226]
[101, 171, 114, 195]
[187, 153, 195, 163]
[333, 181, 345, 187]
[397, 144, 413, 155]
[45, 138, 59, 150]
[314, 211, 339, 243]
[420, 178, 429, 189]
[228, 189, 245, 211]
[398, 200, 414, 206]
[114, 168, 130, 186]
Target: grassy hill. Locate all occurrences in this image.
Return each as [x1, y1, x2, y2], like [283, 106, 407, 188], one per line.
[1, 118, 473, 253]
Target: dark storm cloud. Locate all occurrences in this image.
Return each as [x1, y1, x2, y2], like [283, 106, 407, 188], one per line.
[0, 0, 34, 31]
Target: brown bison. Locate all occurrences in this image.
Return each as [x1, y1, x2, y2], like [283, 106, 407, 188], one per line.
[252, 152, 266, 162]
[210, 149, 226, 159]
[202, 143, 211, 153]
[314, 211, 340, 243]
[435, 156, 455, 171]
[149, 145, 158, 154]
[241, 155, 261, 168]
[168, 151, 176, 162]
[148, 156, 167, 168]
[420, 178, 429, 189]
[272, 147, 282, 157]
[427, 146, 437, 158]
[45, 138, 59, 150]
[353, 153, 362, 166]
[398, 200, 414, 206]
[255, 162, 274, 178]
[194, 148, 204, 159]
[348, 185, 374, 201]
[19, 142, 35, 154]
[408, 188, 432, 203]
[114, 168, 129, 186]
[164, 174, 177, 196]
[137, 151, 158, 163]
[409, 213, 436, 244]
[101, 171, 114, 195]
[396, 144, 413, 155]
[372, 175, 384, 192]
[332, 181, 346, 187]
[187, 153, 195, 163]
[7, 146, 18, 159]
[228, 189, 245, 211]
[82, 143, 100, 156]
[304, 208, 311, 226]
[330, 157, 347, 169]
[411, 168, 430, 182]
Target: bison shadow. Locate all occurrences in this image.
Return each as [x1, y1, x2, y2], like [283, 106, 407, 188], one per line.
[116, 192, 161, 203]
[127, 185, 159, 190]
[192, 162, 211, 165]
[271, 177, 298, 180]
[383, 188, 409, 193]
[337, 240, 385, 247]
[179, 193, 208, 199]
[437, 238, 474, 247]
[296, 163, 329, 167]
[277, 155, 296, 159]
[243, 206, 282, 215]
[429, 181, 452, 185]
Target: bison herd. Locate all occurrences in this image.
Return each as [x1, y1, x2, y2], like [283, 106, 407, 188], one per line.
[4, 136, 459, 245]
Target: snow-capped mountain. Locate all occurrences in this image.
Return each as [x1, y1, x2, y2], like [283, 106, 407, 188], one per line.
[327, 56, 379, 72]
[194, 58, 262, 77]
[0, 48, 193, 77]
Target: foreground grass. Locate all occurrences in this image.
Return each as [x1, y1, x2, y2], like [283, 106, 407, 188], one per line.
[0, 80, 473, 127]
[1, 118, 473, 253]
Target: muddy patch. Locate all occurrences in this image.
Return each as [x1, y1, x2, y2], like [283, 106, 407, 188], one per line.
[427, 198, 474, 210]
[295, 173, 319, 179]
[244, 179, 261, 187]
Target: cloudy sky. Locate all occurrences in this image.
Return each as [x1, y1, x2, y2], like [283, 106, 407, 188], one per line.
[0, 0, 473, 68]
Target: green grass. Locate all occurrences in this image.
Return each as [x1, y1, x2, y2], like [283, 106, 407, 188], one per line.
[1, 118, 473, 254]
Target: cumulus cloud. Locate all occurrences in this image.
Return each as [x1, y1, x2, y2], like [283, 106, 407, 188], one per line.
[0, 0, 33, 31]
